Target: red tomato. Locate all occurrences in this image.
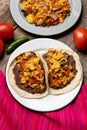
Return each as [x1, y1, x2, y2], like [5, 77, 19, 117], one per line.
[73, 28, 87, 50]
[0, 23, 14, 41]
[0, 39, 4, 57]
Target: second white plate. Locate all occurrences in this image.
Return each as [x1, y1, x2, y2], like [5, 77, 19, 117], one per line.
[10, 0, 82, 36]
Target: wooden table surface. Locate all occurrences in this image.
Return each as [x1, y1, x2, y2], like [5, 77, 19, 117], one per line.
[0, 0, 87, 84]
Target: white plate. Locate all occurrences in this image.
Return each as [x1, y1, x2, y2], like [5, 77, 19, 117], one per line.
[10, 0, 82, 36]
[6, 38, 83, 112]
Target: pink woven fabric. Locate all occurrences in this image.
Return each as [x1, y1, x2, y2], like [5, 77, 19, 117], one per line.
[0, 70, 87, 130]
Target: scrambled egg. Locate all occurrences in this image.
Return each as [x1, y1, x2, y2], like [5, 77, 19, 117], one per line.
[20, 0, 70, 26]
[15, 52, 45, 91]
[43, 49, 75, 88]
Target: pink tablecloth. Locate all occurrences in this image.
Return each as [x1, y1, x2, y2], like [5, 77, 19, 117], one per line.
[0, 70, 87, 130]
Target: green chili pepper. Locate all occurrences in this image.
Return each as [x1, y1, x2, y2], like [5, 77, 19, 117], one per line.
[6, 37, 29, 54]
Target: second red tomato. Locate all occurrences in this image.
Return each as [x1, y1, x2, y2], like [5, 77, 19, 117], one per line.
[0, 23, 14, 41]
[73, 28, 87, 50]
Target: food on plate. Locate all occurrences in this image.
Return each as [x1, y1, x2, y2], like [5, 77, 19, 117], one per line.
[7, 49, 82, 98]
[42, 48, 82, 94]
[6, 37, 29, 54]
[20, 0, 71, 26]
[73, 27, 87, 50]
[7, 51, 48, 98]
[0, 22, 14, 41]
[0, 39, 4, 58]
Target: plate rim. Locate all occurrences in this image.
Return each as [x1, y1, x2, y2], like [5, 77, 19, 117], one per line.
[10, 0, 82, 36]
[6, 38, 83, 112]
